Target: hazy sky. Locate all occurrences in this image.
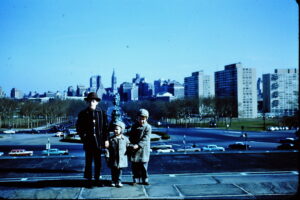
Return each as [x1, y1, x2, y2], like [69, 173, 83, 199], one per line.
[0, 0, 298, 95]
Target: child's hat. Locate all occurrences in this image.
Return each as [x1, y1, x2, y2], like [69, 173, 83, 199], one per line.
[113, 121, 125, 130]
[138, 109, 149, 118]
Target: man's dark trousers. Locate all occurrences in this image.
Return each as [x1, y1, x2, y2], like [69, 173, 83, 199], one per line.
[84, 148, 102, 180]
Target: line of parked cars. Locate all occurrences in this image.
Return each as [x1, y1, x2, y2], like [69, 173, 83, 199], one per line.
[0, 148, 69, 157]
[267, 126, 290, 131]
[151, 143, 226, 153]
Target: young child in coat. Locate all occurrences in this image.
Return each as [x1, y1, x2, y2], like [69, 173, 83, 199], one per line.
[128, 109, 152, 185]
[107, 120, 130, 187]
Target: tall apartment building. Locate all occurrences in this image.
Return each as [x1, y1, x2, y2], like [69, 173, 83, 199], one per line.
[262, 69, 298, 116]
[76, 85, 86, 97]
[90, 75, 105, 99]
[119, 82, 139, 101]
[10, 88, 24, 99]
[215, 63, 257, 118]
[154, 79, 184, 99]
[111, 69, 118, 95]
[184, 71, 214, 98]
[0, 87, 5, 98]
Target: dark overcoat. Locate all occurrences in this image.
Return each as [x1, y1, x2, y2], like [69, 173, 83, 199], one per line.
[76, 107, 108, 150]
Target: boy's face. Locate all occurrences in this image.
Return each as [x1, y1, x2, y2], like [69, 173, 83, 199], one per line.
[114, 125, 122, 135]
[138, 116, 147, 125]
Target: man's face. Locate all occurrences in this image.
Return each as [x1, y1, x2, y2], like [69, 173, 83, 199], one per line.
[88, 99, 99, 110]
[138, 116, 147, 125]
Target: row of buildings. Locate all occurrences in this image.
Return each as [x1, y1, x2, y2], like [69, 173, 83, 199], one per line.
[1, 63, 298, 118]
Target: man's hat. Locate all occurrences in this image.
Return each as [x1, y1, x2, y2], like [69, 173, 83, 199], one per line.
[113, 121, 125, 131]
[84, 92, 101, 102]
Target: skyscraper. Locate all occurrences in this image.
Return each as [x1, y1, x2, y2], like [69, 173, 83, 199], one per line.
[0, 87, 5, 98]
[215, 63, 257, 118]
[184, 71, 214, 98]
[90, 75, 105, 99]
[262, 69, 298, 116]
[119, 82, 139, 101]
[111, 69, 117, 95]
[10, 88, 23, 99]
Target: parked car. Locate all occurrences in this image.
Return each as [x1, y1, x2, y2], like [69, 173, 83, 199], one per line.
[279, 138, 295, 144]
[228, 142, 251, 150]
[202, 145, 225, 152]
[177, 147, 201, 152]
[3, 129, 16, 134]
[156, 149, 175, 153]
[9, 149, 33, 156]
[55, 132, 64, 137]
[276, 143, 297, 150]
[42, 148, 69, 155]
[151, 143, 172, 150]
[0, 152, 4, 156]
[209, 121, 217, 127]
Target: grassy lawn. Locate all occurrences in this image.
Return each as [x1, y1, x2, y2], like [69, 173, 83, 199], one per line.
[216, 118, 279, 131]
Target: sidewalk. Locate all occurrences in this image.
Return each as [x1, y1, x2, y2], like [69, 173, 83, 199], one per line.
[0, 171, 298, 199]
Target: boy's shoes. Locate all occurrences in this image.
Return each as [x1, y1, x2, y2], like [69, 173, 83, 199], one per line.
[111, 182, 123, 187]
[132, 178, 139, 186]
[116, 182, 123, 188]
[142, 178, 150, 185]
[131, 182, 137, 186]
[142, 181, 150, 185]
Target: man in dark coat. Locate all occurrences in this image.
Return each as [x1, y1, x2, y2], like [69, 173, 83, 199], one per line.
[76, 92, 109, 187]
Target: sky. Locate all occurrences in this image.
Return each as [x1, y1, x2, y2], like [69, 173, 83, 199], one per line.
[0, 0, 298, 95]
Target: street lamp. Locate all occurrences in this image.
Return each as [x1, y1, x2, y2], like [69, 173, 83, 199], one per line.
[240, 126, 248, 150]
[46, 138, 51, 156]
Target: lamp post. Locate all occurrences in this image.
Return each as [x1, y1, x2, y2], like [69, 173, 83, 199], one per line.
[240, 126, 248, 150]
[46, 138, 51, 156]
[183, 134, 186, 153]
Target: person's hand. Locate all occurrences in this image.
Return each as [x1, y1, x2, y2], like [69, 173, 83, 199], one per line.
[133, 144, 139, 149]
[105, 140, 109, 148]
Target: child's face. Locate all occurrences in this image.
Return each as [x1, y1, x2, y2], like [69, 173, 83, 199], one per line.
[114, 125, 122, 135]
[138, 116, 147, 125]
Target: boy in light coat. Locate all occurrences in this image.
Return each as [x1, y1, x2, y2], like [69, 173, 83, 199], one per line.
[107, 121, 129, 187]
[128, 109, 151, 185]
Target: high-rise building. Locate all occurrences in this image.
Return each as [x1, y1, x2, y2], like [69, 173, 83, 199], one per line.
[111, 69, 117, 95]
[154, 79, 184, 99]
[119, 82, 139, 101]
[262, 69, 298, 116]
[169, 82, 184, 99]
[138, 80, 154, 100]
[10, 88, 23, 99]
[184, 71, 214, 98]
[257, 77, 264, 112]
[90, 75, 105, 99]
[76, 85, 86, 97]
[215, 63, 257, 118]
[0, 87, 5, 98]
[67, 86, 76, 96]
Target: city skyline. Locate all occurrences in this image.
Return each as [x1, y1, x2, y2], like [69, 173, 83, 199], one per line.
[0, 0, 298, 95]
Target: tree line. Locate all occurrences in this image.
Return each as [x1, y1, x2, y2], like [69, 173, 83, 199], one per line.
[0, 99, 89, 129]
[0, 97, 237, 129]
[1, 97, 297, 129]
